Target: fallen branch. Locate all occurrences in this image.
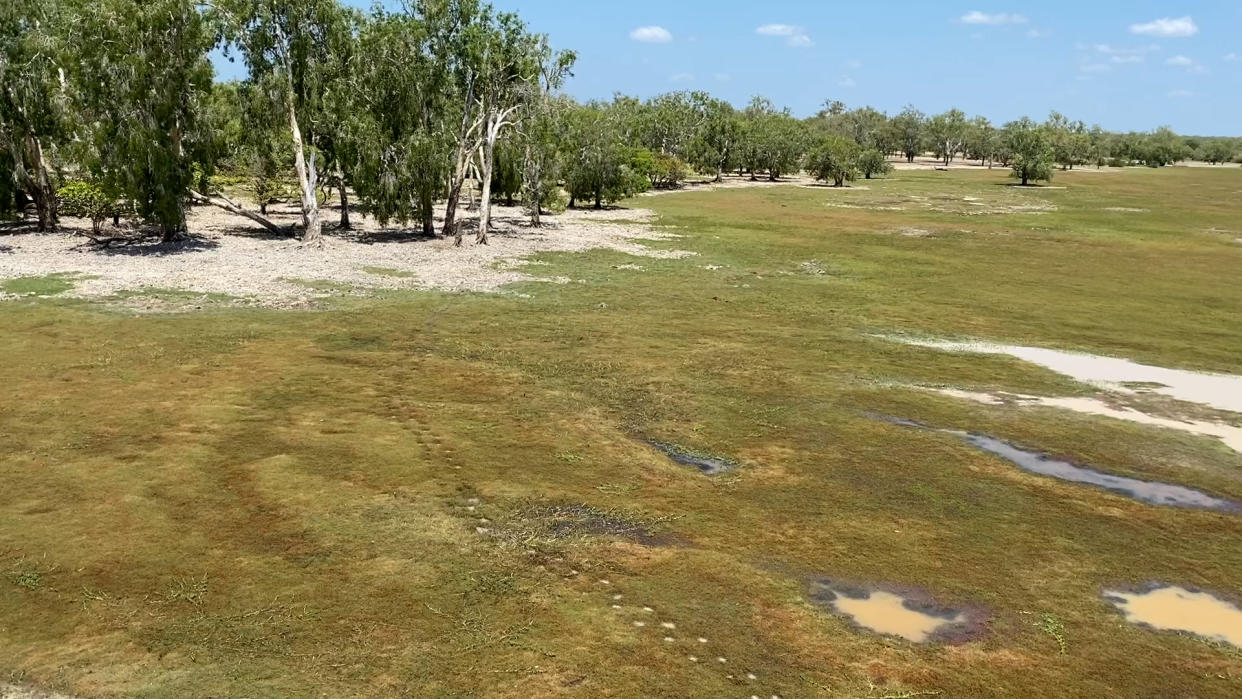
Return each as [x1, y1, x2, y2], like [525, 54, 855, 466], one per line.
[189, 189, 293, 237]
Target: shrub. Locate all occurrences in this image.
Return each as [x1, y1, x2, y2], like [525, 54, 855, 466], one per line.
[857, 149, 893, 179]
[806, 134, 860, 187]
[650, 153, 690, 188]
[57, 180, 125, 234]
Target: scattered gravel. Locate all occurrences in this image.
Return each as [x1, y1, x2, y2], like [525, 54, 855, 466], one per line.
[0, 198, 693, 308]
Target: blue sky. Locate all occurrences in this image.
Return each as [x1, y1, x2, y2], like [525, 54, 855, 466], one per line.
[210, 2, 1242, 135]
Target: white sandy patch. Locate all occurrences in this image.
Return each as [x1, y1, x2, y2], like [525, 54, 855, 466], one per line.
[899, 338, 1242, 414]
[930, 388, 1242, 454]
[0, 200, 693, 306]
[1104, 207, 1149, 213]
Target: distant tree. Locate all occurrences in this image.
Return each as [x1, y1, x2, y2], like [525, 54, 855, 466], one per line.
[1045, 111, 1090, 170]
[965, 116, 999, 167]
[563, 103, 647, 209]
[346, 8, 452, 236]
[1004, 117, 1054, 186]
[1201, 141, 1235, 165]
[926, 109, 967, 165]
[1086, 125, 1110, 168]
[71, 0, 215, 241]
[738, 97, 806, 181]
[807, 134, 860, 187]
[216, 0, 354, 245]
[1141, 126, 1190, 167]
[517, 49, 575, 226]
[857, 148, 892, 179]
[887, 106, 925, 163]
[688, 98, 740, 181]
[0, 0, 67, 230]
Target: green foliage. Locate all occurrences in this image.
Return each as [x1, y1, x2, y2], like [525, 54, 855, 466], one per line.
[688, 98, 740, 178]
[650, 153, 690, 188]
[926, 109, 968, 165]
[738, 97, 807, 181]
[0, 0, 68, 229]
[1004, 118, 1055, 185]
[807, 134, 860, 186]
[344, 8, 451, 230]
[857, 149, 893, 179]
[1033, 613, 1068, 655]
[563, 103, 648, 208]
[69, 0, 215, 237]
[1200, 142, 1235, 165]
[56, 180, 126, 233]
[490, 138, 523, 205]
[887, 106, 926, 163]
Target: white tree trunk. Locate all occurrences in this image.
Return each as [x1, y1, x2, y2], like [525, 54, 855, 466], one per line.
[477, 135, 495, 245]
[287, 95, 320, 246]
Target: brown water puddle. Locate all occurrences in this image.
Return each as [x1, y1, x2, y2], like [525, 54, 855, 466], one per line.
[1104, 585, 1242, 647]
[808, 580, 983, 643]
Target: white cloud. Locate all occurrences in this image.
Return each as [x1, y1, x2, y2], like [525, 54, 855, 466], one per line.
[1080, 63, 1112, 74]
[668, 72, 694, 83]
[1167, 89, 1194, 98]
[1095, 43, 1156, 64]
[713, 73, 731, 82]
[1224, 53, 1240, 62]
[838, 77, 856, 88]
[846, 59, 863, 69]
[756, 24, 801, 36]
[1166, 54, 1207, 73]
[756, 24, 813, 47]
[960, 11, 1028, 25]
[630, 26, 672, 43]
[1130, 17, 1198, 38]
[1027, 28, 1049, 39]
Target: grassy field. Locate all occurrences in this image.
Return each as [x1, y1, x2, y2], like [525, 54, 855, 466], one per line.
[2, 166, 1241, 697]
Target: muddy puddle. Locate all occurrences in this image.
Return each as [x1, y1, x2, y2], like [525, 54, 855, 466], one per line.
[896, 338, 1242, 414]
[808, 580, 982, 643]
[876, 416, 1238, 512]
[930, 388, 1242, 455]
[646, 440, 736, 475]
[1104, 585, 1242, 647]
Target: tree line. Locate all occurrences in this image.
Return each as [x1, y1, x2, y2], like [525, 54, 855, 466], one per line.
[2, 0, 1239, 246]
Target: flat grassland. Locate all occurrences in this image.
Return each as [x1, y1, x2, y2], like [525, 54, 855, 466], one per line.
[2, 167, 1241, 697]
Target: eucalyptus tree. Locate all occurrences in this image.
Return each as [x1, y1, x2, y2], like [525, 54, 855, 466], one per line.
[738, 97, 806, 181]
[345, 7, 453, 237]
[472, 12, 548, 244]
[516, 44, 575, 226]
[887, 106, 925, 163]
[642, 91, 710, 161]
[965, 116, 999, 167]
[71, 0, 215, 240]
[807, 134, 860, 187]
[517, 93, 568, 226]
[563, 102, 646, 209]
[0, 0, 67, 229]
[926, 109, 967, 165]
[216, 0, 353, 245]
[433, 0, 491, 238]
[1045, 111, 1089, 170]
[1004, 117, 1054, 186]
[688, 97, 740, 181]
[857, 149, 892, 179]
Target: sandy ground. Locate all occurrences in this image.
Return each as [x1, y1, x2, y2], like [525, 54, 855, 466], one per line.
[0, 196, 693, 308]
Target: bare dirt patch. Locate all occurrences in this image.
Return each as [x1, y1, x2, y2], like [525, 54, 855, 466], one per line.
[0, 198, 692, 307]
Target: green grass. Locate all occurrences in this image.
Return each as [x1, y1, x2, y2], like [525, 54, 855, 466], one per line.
[1, 273, 87, 296]
[362, 266, 417, 278]
[1, 167, 1241, 697]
